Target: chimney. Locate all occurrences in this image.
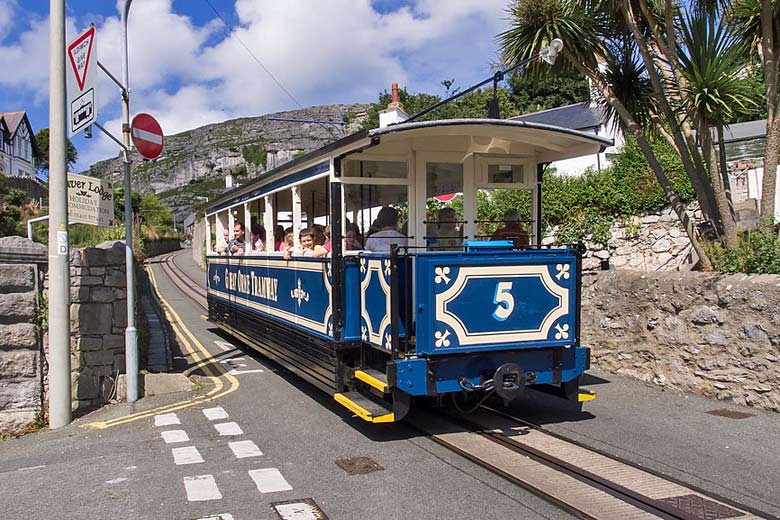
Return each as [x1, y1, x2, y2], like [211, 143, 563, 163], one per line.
[225, 169, 234, 189]
[379, 82, 408, 128]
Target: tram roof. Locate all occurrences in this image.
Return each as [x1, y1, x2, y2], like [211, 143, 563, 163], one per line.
[206, 118, 613, 214]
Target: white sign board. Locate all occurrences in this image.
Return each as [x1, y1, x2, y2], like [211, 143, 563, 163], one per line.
[67, 25, 97, 136]
[67, 173, 114, 227]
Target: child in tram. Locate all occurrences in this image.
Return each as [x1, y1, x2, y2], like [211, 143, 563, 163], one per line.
[284, 228, 327, 259]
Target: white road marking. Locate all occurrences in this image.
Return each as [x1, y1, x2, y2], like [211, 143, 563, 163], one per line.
[172, 446, 205, 465]
[220, 357, 247, 366]
[197, 515, 235, 520]
[203, 406, 229, 421]
[214, 422, 243, 436]
[274, 502, 323, 520]
[125, 466, 137, 470]
[229, 440, 263, 459]
[184, 475, 222, 502]
[161, 429, 190, 444]
[229, 367, 264, 375]
[214, 340, 234, 351]
[17, 465, 46, 471]
[153, 413, 180, 427]
[105, 478, 127, 484]
[248, 468, 293, 493]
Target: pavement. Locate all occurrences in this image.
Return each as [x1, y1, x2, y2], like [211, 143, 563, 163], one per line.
[0, 248, 778, 520]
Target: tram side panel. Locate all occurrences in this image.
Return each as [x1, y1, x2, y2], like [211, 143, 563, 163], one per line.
[207, 255, 338, 392]
[355, 248, 588, 402]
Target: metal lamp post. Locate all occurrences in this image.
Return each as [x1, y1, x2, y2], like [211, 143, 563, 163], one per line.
[121, 0, 139, 402]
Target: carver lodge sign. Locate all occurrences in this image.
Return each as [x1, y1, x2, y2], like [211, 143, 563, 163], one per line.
[67, 172, 114, 227]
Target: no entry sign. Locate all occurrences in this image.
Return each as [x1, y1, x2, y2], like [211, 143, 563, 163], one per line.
[131, 113, 164, 159]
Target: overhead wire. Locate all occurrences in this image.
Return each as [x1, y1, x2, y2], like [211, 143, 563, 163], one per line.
[201, 0, 342, 140]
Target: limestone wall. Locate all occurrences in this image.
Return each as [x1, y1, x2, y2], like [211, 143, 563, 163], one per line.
[69, 241, 130, 409]
[0, 237, 46, 434]
[545, 204, 703, 272]
[582, 270, 780, 411]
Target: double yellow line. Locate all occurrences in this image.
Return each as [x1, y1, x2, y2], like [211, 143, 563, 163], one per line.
[81, 262, 240, 429]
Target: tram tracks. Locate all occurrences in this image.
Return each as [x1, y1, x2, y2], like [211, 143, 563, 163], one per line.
[159, 251, 775, 520]
[411, 408, 772, 520]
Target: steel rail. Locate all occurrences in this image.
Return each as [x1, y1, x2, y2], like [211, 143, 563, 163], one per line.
[156, 251, 208, 311]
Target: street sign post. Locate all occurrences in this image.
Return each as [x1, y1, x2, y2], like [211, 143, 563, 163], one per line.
[131, 113, 164, 159]
[67, 25, 97, 136]
[67, 172, 114, 227]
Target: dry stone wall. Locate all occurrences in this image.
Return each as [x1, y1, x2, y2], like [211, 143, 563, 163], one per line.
[69, 241, 129, 409]
[582, 270, 780, 411]
[0, 237, 46, 434]
[544, 204, 703, 272]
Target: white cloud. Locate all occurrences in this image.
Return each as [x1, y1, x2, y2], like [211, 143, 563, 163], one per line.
[0, 0, 17, 42]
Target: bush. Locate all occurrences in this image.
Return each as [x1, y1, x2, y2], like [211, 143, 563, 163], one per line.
[706, 229, 780, 274]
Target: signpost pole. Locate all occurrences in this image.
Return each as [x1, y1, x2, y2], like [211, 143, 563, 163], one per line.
[121, 0, 138, 403]
[48, 0, 71, 428]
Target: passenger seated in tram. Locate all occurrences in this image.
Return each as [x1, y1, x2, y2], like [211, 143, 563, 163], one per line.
[228, 222, 246, 255]
[428, 207, 463, 250]
[249, 225, 266, 253]
[491, 209, 529, 248]
[364, 206, 407, 252]
[214, 228, 230, 254]
[284, 227, 328, 259]
[274, 225, 286, 251]
[345, 223, 363, 251]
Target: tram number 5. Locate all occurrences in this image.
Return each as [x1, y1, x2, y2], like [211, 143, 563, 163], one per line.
[492, 281, 514, 321]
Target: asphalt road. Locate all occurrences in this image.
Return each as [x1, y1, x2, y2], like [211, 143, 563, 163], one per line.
[1, 248, 777, 520]
[0, 250, 575, 520]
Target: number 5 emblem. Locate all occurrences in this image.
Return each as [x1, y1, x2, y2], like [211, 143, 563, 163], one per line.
[492, 281, 514, 321]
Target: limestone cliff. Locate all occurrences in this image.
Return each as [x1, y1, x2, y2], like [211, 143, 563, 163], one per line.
[84, 104, 368, 220]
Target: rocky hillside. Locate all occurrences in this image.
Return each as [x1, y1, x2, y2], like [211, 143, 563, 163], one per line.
[84, 104, 368, 221]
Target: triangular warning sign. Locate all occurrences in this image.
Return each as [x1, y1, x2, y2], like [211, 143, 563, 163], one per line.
[67, 26, 95, 92]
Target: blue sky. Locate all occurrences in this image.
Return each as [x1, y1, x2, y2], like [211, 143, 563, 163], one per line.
[1, 0, 509, 172]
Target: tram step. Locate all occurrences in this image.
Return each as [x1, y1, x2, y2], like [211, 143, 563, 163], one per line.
[334, 391, 395, 423]
[354, 369, 389, 394]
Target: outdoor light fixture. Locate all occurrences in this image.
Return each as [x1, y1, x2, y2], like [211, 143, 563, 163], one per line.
[540, 39, 564, 65]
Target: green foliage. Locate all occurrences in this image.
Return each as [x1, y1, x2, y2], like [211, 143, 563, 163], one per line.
[32, 295, 48, 331]
[233, 164, 248, 177]
[5, 188, 26, 207]
[68, 223, 126, 249]
[138, 193, 173, 229]
[508, 69, 590, 114]
[0, 174, 27, 236]
[242, 144, 267, 169]
[707, 229, 780, 274]
[33, 128, 78, 171]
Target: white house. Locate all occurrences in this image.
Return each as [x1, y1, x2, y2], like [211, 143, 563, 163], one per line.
[510, 101, 623, 176]
[0, 110, 38, 179]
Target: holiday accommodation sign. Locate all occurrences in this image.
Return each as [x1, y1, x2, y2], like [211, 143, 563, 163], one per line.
[67, 172, 114, 227]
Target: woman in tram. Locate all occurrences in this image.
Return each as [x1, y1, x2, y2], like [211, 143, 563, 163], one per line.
[364, 206, 407, 253]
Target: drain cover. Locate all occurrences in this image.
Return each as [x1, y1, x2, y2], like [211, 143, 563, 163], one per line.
[658, 494, 744, 519]
[335, 456, 384, 475]
[706, 409, 754, 419]
[271, 498, 328, 520]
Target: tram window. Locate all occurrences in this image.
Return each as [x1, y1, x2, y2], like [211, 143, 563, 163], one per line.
[248, 198, 266, 253]
[488, 163, 525, 184]
[344, 160, 407, 179]
[343, 184, 408, 251]
[425, 162, 465, 250]
[476, 188, 533, 246]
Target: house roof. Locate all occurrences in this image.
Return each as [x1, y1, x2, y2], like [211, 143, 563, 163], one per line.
[183, 213, 196, 228]
[509, 101, 604, 131]
[0, 111, 26, 135]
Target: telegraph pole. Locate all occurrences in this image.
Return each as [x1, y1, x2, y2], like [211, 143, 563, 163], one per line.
[121, 0, 139, 402]
[48, 0, 71, 428]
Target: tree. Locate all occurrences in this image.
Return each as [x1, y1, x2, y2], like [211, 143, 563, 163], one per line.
[729, 0, 780, 222]
[499, 0, 762, 267]
[33, 128, 78, 172]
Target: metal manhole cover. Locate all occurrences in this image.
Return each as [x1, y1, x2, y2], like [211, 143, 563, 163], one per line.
[335, 456, 384, 475]
[706, 409, 754, 419]
[658, 494, 744, 519]
[271, 498, 328, 520]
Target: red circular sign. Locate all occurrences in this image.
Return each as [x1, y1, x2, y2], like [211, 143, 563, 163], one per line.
[434, 193, 457, 203]
[131, 113, 164, 159]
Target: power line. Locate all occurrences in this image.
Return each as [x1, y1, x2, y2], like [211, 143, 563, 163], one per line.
[202, 0, 304, 110]
[202, 0, 343, 140]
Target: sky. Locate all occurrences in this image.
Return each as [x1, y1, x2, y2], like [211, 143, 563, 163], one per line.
[0, 0, 511, 173]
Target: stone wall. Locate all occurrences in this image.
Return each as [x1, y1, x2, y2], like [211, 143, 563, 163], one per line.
[0, 237, 46, 434]
[582, 270, 780, 411]
[143, 237, 181, 259]
[192, 220, 206, 270]
[69, 241, 129, 409]
[544, 204, 704, 272]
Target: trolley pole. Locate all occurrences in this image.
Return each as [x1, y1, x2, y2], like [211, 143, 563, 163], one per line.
[121, 0, 139, 402]
[48, 0, 71, 428]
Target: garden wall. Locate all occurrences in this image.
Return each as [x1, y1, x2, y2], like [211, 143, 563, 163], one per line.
[582, 270, 780, 412]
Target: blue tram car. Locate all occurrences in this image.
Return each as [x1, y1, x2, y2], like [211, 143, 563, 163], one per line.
[204, 116, 610, 423]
